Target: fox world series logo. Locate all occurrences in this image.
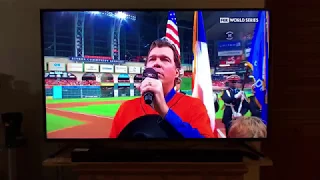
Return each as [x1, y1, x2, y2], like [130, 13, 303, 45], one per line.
[220, 17, 259, 23]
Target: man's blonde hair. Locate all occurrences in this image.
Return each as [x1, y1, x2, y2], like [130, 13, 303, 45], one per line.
[228, 116, 267, 138]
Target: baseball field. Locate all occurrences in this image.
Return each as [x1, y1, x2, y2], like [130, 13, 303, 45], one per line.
[46, 77, 252, 138]
[46, 93, 252, 139]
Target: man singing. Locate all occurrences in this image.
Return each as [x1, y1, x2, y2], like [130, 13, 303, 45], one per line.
[221, 75, 249, 135]
[109, 38, 216, 138]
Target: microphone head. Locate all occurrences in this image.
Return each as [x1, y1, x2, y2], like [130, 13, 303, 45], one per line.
[143, 68, 158, 80]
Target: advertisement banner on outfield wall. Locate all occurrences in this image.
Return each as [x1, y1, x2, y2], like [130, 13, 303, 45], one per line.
[101, 83, 114, 86]
[100, 64, 114, 73]
[67, 63, 83, 72]
[48, 62, 66, 71]
[84, 64, 99, 72]
[115, 65, 128, 73]
[129, 66, 141, 74]
[141, 66, 145, 73]
[179, 68, 184, 76]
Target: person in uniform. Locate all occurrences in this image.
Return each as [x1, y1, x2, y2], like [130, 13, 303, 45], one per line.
[221, 75, 249, 135]
[245, 84, 262, 118]
[174, 77, 186, 95]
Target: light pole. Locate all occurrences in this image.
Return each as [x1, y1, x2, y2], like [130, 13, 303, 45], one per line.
[110, 11, 136, 60]
[73, 11, 136, 59]
[111, 17, 123, 60]
[74, 12, 85, 57]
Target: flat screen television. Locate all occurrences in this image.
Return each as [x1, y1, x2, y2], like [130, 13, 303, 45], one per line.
[41, 10, 269, 140]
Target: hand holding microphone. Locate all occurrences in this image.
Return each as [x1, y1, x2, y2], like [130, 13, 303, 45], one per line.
[140, 68, 159, 104]
[137, 68, 169, 117]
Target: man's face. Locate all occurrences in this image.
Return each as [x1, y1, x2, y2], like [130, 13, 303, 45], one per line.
[146, 46, 179, 87]
[229, 81, 237, 88]
[235, 81, 242, 88]
[229, 80, 241, 88]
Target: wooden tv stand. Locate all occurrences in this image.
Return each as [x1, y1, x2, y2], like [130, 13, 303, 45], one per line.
[42, 148, 272, 180]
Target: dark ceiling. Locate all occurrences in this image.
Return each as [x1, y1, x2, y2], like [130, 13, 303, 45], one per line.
[136, 11, 259, 41]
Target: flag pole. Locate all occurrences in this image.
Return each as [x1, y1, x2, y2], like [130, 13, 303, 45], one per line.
[241, 65, 250, 91]
[236, 64, 249, 114]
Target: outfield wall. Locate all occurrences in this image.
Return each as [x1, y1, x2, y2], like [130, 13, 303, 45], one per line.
[46, 85, 176, 99]
[45, 85, 253, 99]
[46, 84, 134, 99]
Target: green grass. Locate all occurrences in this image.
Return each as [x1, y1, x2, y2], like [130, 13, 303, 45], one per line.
[60, 104, 121, 117]
[46, 96, 137, 104]
[46, 113, 85, 132]
[47, 89, 252, 120]
[58, 100, 251, 119]
[215, 100, 252, 118]
[181, 77, 191, 90]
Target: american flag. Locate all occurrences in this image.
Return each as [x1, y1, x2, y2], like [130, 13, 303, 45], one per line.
[166, 11, 180, 57]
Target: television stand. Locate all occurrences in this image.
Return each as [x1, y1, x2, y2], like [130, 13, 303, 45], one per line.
[71, 148, 252, 162]
[43, 147, 272, 180]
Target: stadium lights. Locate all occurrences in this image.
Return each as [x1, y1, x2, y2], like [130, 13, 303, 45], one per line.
[216, 72, 236, 75]
[115, 11, 127, 19]
[90, 11, 100, 15]
[219, 64, 230, 67]
[87, 11, 136, 21]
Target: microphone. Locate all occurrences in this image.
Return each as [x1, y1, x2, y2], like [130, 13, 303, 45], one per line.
[142, 68, 159, 105]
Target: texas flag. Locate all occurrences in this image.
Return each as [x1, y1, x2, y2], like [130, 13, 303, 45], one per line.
[192, 11, 222, 138]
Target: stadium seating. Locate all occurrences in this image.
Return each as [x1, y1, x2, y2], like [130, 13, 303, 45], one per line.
[101, 80, 114, 83]
[81, 80, 100, 85]
[118, 80, 130, 83]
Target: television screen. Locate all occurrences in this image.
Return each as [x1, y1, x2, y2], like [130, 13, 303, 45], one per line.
[42, 10, 269, 139]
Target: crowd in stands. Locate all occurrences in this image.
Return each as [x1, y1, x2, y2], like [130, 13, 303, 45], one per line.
[128, 56, 147, 62]
[244, 83, 254, 88]
[81, 80, 101, 85]
[212, 81, 225, 87]
[183, 72, 192, 78]
[212, 81, 254, 88]
[45, 78, 253, 89]
[45, 79, 100, 86]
